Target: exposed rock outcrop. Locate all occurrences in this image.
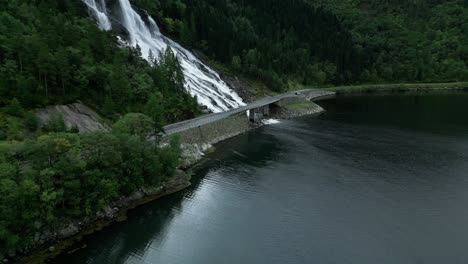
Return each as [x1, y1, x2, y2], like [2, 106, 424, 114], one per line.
[220, 73, 256, 103]
[36, 103, 110, 133]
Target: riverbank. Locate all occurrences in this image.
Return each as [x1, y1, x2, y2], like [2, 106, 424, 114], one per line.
[13, 96, 326, 264]
[52, 92, 468, 264]
[14, 170, 190, 264]
[14, 83, 464, 263]
[323, 82, 468, 94]
[176, 98, 326, 168]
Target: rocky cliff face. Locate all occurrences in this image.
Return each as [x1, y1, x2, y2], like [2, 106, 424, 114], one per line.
[36, 103, 109, 133]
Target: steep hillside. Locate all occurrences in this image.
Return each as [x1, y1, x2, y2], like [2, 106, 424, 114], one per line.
[142, 0, 468, 89]
[313, 0, 468, 83]
[0, 0, 200, 125]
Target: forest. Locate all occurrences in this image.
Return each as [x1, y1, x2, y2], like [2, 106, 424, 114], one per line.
[0, 0, 200, 123]
[0, 0, 193, 258]
[1, 0, 468, 259]
[141, 0, 468, 90]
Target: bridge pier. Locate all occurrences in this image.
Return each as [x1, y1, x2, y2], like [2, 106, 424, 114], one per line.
[249, 104, 270, 122]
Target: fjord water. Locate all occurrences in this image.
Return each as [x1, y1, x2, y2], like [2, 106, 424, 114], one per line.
[54, 92, 468, 264]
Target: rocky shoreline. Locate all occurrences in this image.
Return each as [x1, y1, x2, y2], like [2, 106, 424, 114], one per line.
[178, 101, 326, 168]
[270, 103, 325, 120]
[12, 99, 326, 264]
[10, 170, 191, 264]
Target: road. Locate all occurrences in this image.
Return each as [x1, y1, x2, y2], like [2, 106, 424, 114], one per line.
[164, 89, 335, 135]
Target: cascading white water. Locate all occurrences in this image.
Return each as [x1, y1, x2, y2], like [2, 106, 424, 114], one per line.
[82, 0, 111, 30]
[82, 0, 245, 113]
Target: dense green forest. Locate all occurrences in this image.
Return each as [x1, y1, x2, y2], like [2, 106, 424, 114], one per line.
[141, 0, 468, 90]
[1, 0, 468, 259]
[0, 0, 200, 123]
[0, 1, 192, 258]
[0, 117, 181, 259]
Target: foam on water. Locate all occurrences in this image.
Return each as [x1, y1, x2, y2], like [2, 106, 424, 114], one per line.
[262, 119, 281, 125]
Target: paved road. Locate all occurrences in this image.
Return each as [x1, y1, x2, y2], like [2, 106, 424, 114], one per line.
[164, 89, 335, 135]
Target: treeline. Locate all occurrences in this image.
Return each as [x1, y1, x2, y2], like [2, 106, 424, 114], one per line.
[0, 0, 200, 124]
[140, 0, 468, 90]
[0, 112, 181, 259]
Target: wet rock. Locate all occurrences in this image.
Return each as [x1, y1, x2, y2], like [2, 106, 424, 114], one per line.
[97, 206, 116, 219]
[180, 143, 213, 167]
[219, 74, 256, 103]
[129, 191, 144, 201]
[142, 186, 163, 196]
[58, 224, 79, 239]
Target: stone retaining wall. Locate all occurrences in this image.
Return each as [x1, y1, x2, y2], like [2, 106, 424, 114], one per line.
[165, 111, 250, 145]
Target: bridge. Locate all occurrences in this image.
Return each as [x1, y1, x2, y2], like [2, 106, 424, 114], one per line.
[164, 89, 335, 135]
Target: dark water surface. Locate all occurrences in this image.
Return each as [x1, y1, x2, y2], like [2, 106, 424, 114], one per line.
[54, 92, 468, 264]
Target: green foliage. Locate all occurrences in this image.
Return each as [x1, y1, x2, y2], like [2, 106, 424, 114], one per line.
[147, 0, 468, 87]
[24, 112, 39, 132]
[102, 96, 116, 118]
[144, 93, 166, 134]
[0, 2, 195, 256]
[0, 128, 182, 256]
[44, 113, 67, 133]
[0, 0, 200, 123]
[3, 98, 24, 117]
[113, 113, 155, 138]
[0, 114, 24, 141]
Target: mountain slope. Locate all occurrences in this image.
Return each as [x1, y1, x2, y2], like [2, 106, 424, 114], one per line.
[0, 0, 200, 123]
[143, 0, 468, 88]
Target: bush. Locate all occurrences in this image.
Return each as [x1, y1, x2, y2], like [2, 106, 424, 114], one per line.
[0, 130, 6, 141]
[113, 113, 155, 138]
[6, 122, 23, 141]
[45, 113, 67, 132]
[3, 99, 24, 117]
[262, 71, 285, 92]
[24, 113, 39, 132]
[70, 125, 80, 134]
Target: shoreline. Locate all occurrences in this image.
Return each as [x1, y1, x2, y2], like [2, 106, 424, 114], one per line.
[14, 84, 466, 263]
[323, 82, 468, 94]
[15, 101, 325, 264]
[16, 171, 191, 264]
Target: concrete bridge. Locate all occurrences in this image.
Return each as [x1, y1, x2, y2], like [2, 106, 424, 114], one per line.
[164, 89, 335, 135]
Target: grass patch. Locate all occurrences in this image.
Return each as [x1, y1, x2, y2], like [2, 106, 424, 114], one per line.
[286, 102, 320, 110]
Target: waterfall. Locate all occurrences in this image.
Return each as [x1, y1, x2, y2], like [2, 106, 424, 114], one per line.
[82, 0, 111, 30]
[82, 0, 245, 113]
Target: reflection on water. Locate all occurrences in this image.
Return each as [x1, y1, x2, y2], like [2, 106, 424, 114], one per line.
[53, 92, 468, 264]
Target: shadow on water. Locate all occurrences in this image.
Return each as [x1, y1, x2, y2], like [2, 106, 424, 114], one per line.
[53, 91, 468, 264]
[51, 126, 290, 264]
[50, 188, 186, 263]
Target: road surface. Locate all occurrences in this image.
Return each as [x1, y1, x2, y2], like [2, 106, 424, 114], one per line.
[164, 89, 335, 135]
